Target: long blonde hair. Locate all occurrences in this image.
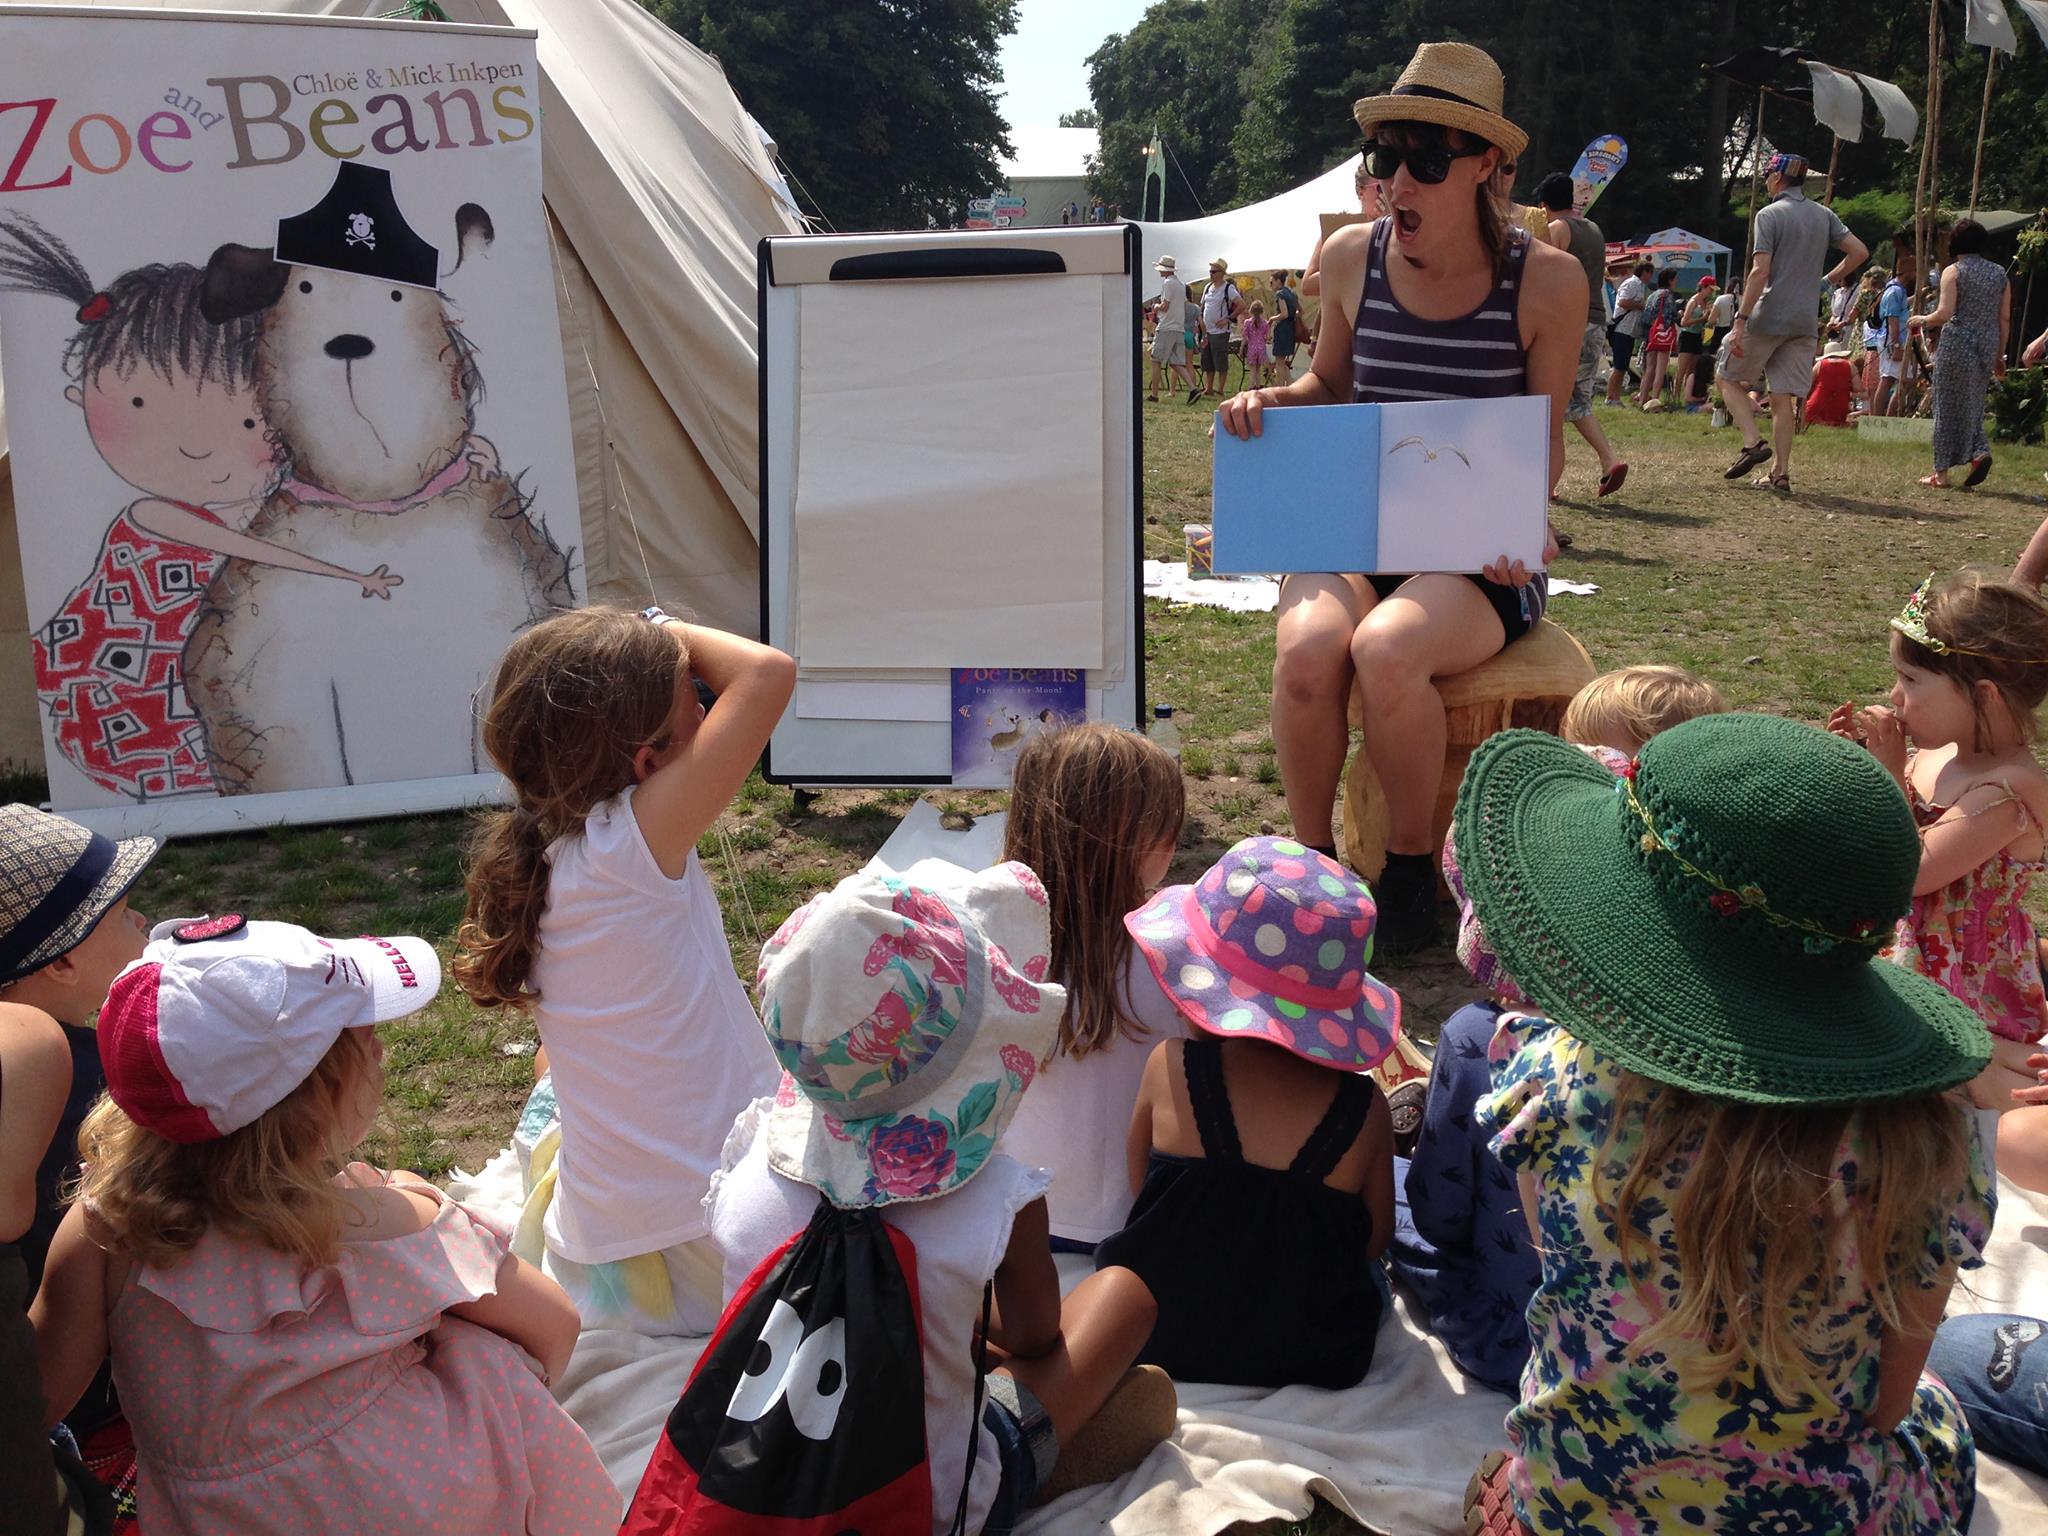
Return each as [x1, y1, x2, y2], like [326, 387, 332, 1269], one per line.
[1002, 723, 1184, 1059]
[453, 608, 685, 1009]
[75, 1030, 380, 1270]
[1595, 1072, 1971, 1403]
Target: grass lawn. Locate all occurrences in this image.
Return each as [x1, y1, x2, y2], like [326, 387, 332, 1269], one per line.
[24, 400, 2041, 1536]
[92, 402, 2048, 1186]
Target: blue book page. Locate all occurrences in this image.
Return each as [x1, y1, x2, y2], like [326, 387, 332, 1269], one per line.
[1210, 403, 1379, 574]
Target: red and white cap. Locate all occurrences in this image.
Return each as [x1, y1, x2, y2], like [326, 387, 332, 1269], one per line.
[99, 915, 440, 1143]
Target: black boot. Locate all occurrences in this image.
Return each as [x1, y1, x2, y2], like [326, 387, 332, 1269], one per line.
[1372, 851, 1442, 958]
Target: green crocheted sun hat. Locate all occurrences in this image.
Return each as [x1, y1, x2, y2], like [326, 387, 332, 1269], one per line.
[1452, 712, 1990, 1105]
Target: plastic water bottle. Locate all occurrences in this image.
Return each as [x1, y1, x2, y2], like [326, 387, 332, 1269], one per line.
[1147, 704, 1181, 760]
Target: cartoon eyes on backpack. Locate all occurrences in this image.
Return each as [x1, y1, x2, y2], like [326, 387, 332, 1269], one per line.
[726, 1299, 850, 1441]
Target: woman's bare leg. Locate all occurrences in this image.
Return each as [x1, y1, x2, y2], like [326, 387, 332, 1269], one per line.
[1272, 574, 1373, 847]
[1351, 576, 1508, 856]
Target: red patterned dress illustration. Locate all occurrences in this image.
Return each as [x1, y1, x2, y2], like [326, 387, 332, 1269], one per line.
[33, 502, 228, 798]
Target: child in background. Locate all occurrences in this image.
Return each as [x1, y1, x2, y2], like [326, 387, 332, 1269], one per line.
[3, 1005, 115, 1534]
[702, 867, 1174, 1532]
[0, 804, 157, 1525]
[1456, 714, 1991, 1536]
[1558, 662, 1730, 758]
[1000, 724, 1187, 1252]
[1241, 300, 1273, 387]
[455, 606, 793, 1335]
[1829, 571, 2048, 1106]
[1805, 333, 1856, 427]
[31, 919, 616, 1536]
[1096, 836, 1397, 1390]
[1398, 664, 1726, 1395]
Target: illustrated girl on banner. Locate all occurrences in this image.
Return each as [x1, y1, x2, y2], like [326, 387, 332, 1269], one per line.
[0, 215, 401, 801]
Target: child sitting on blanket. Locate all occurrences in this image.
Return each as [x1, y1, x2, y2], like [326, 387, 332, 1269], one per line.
[31, 919, 615, 1536]
[1095, 836, 1396, 1390]
[702, 866, 1175, 1531]
[1828, 572, 2048, 1110]
[1395, 664, 1726, 1396]
[1456, 713, 1991, 1536]
[454, 606, 793, 1336]
[1, 804, 161, 1526]
[1000, 724, 1187, 1253]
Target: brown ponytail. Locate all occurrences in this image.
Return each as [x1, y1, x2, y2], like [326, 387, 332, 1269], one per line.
[453, 607, 686, 1008]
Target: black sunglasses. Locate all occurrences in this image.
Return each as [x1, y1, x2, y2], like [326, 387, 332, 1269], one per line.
[1362, 138, 1487, 186]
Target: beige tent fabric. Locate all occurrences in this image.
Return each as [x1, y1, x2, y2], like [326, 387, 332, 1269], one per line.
[0, 0, 798, 777]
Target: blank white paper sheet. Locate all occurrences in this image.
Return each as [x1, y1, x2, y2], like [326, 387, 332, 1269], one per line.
[792, 277, 1107, 669]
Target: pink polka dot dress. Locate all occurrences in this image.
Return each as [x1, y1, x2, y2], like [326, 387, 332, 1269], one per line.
[106, 1191, 617, 1535]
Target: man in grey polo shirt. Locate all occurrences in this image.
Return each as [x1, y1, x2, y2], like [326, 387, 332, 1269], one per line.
[1722, 152, 1868, 491]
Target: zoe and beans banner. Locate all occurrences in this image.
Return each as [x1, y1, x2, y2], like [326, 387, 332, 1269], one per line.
[0, 6, 583, 836]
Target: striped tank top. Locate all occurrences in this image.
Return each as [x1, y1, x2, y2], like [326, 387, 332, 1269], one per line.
[1351, 218, 1546, 624]
[1353, 218, 1530, 401]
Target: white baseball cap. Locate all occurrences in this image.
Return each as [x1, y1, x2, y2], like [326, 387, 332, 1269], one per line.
[100, 915, 440, 1143]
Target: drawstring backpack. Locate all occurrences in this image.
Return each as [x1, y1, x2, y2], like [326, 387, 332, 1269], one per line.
[623, 1199, 988, 1536]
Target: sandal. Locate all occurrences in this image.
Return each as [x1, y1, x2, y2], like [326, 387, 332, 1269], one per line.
[1753, 472, 1791, 493]
[1598, 462, 1629, 497]
[1964, 454, 1993, 488]
[1724, 440, 1772, 479]
[1920, 474, 1951, 489]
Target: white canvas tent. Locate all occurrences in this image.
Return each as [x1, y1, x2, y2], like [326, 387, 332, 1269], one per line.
[0, 0, 803, 779]
[1133, 154, 1362, 277]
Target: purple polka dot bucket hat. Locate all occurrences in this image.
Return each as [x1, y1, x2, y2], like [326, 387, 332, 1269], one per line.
[1124, 835, 1401, 1070]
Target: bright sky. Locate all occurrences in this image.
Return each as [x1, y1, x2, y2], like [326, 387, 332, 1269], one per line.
[995, 0, 1155, 130]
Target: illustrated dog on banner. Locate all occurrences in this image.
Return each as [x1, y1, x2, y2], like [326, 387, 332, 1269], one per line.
[4, 161, 575, 800]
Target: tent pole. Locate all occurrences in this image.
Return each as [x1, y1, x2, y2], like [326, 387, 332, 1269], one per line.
[1744, 87, 1766, 270]
[1969, 47, 1996, 217]
[1824, 134, 1842, 206]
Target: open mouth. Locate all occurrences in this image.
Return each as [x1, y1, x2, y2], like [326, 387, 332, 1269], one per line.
[1393, 206, 1422, 239]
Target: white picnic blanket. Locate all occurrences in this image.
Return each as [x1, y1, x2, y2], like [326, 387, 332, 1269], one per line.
[445, 1150, 2048, 1533]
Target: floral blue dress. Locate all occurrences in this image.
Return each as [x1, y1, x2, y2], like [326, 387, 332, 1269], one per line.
[1477, 1013, 1991, 1536]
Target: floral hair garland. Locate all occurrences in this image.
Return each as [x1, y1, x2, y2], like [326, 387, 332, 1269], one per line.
[1617, 764, 1887, 954]
[1891, 572, 2048, 664]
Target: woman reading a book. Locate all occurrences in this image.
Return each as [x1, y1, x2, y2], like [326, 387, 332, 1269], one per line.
[1216, 41, 1581, 956]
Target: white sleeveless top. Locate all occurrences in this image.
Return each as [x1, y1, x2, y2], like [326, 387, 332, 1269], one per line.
[532, 786, 778, 1263]
[1001, 952, 1189, 1243]
[707, 1100, 1050, 1536]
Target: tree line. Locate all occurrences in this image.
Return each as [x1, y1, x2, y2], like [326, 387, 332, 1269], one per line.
[1089, 0, 2048, 248]
[638, 1, 2048, 245]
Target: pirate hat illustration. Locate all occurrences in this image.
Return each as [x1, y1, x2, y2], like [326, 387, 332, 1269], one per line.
[274, 162, 440, 290]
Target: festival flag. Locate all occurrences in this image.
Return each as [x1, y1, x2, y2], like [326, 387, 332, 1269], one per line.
[1143, 130, 1166, 221]
[1569, 136, 1628, 215]
[1965, 0, 2019, 51]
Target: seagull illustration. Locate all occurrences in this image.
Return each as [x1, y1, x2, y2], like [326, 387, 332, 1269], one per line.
[1388, 435, 1472, 467]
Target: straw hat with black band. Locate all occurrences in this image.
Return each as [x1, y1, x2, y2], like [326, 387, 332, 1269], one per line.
[1353, 43, 1529, 162]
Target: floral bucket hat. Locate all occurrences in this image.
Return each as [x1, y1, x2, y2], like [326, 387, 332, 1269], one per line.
[756, 862, 1064, 1209]
[1125, 835, 1401, 1070]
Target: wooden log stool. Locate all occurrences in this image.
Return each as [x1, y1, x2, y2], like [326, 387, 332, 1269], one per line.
[1341, 618, 1597, 889]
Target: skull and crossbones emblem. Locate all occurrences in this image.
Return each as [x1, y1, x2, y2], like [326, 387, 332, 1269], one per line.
[344, 212, 376, 249]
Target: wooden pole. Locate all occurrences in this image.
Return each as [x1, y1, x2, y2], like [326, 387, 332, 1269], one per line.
[1824, 134, 1842, 206]
[1969, 47, 1996, 216]
[1744, 87, 1767, 269]
[1914, 0, 1939, 311]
